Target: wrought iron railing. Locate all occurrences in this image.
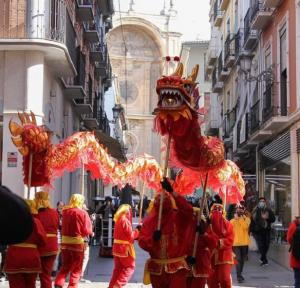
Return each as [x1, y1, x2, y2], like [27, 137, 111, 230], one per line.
[212, 68, 217, 88]
[244, 7, 252, 44]
[223, 113, 230, 139]
[235, 30, 240, 60]
[218, 52, 223, 77]
[228, 107, 236, 131]
[224, 34, 236, 63]
[250, 100, 260, 133]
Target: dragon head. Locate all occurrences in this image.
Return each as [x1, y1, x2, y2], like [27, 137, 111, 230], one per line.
[154, 63, 200, 118]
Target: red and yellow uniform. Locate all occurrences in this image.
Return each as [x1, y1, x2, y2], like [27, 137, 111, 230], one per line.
[109, 204, 139, 288]
[4, 200, 47, 288]
[187, 210, 218, 288]
[139, 192, 193, 288]
[54, 194, 92, 288]
[209, 204, 235, 288]
[35, 191, 59, 288]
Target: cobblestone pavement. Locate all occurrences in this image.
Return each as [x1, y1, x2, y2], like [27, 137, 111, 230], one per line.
[0, 236, 294, 288]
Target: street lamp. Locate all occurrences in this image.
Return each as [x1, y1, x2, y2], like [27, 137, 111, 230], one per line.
[239, 57, 274, 83]
[112, 104, 123, 122]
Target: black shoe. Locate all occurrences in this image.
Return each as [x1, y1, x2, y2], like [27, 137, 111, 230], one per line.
[237, 276, 245, 283]
[260, 260, 269, 266]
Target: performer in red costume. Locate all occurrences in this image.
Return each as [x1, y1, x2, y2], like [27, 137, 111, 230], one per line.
[109, 204, 140, 288]
[138, 178, 194, 288]
[54, 194, 92, 288]
[186, 208, 218, 288]
[4, 199, 47, 288]
[35, 191, 59, 288]
[209, 196, 235, 288]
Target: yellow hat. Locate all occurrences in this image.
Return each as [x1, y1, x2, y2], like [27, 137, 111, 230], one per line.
[67, 194, 85, 209]
[35, 191, 51, 210]
[25, 199, 38, 215]
[114, 204, 131, 222]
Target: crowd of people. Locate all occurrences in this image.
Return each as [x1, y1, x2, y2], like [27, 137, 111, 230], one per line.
[1, 182, 300, 288]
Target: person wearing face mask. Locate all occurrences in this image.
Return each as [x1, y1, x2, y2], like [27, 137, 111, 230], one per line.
[250, 197, 275, 266]
[138, 177, 194, 288]
[230, 204, 251, 283]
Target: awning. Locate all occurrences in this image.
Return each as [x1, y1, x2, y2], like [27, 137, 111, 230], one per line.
[95, 130, 126, 162]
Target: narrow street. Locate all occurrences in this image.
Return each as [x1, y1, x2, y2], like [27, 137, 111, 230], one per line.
[0, 245, 294, 288]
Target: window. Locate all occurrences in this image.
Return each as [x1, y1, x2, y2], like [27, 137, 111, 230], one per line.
[265, 45, 272, 70]
[280, 24, 287, 116]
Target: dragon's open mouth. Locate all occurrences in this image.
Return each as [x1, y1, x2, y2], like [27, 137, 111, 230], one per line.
[159, 88, 184, 109]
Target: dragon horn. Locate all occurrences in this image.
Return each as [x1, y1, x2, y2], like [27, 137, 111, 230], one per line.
[9, 120, 24, 137]
[30, 111, 37, 125]
[171, 62, 184, 77]
[24, 112, 31, 124]
[187, 65, 199, 83]
[18, 112, 26, 124]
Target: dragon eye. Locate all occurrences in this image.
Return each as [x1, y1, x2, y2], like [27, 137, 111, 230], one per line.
[183, 84, 191, 92]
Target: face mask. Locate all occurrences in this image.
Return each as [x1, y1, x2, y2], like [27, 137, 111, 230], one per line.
[258, 202, 265, 209]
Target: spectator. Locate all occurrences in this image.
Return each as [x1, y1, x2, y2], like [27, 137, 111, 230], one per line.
[287, 216, 300, 288]
[98, 197, 115, 218]
[250, 197, 275, 266]
[230, 204, 251, 283]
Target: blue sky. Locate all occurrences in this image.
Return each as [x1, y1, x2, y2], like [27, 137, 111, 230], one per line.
[113, 0, 211, 41]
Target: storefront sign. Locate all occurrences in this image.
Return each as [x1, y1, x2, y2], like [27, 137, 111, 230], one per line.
[7, 152, 17, 167]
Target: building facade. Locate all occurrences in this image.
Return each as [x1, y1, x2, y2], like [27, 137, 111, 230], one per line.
[206, 0, 299, 267]
[107, 1, 182, 170]
[180, 41, 218, 135]
[0, 0, 115, 207]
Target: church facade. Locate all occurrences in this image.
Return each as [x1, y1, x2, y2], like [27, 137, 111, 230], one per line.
[107, 1, 182, 172]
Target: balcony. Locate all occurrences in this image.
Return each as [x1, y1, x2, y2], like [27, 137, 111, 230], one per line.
[223, 114, 230, 139]
[205, 64, 214, 75]
[212, 68, 223, 93]
[251, 1, 273, 30]
[73, 99, 93, 115]
[214, 0, 224, 27]
[224, 34, 236, 68]
[76, 0, 94, 22]
[218, 52, 230, 82]
[228, 107, 236, 132]
[264, 0, 282, 9]
[0, 0, 76, 77]
[244, 8, 258, 50]
[95, 62, 107, 78]
[261, 84, 289, 131]
[220, 0, 230, 11]
[61, 78, 86, 100]
[214, 10, 224, 27]
[83, 99, 100, 130]
[89, 43, 104, 63]
[207, 47, 218, 66]
[249, 100, 272, 142]
[96, 0, 114, 17]
[83, 22, 100, 44]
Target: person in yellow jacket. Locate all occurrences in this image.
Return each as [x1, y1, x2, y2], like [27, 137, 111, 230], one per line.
[230, 204, 251, 284]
